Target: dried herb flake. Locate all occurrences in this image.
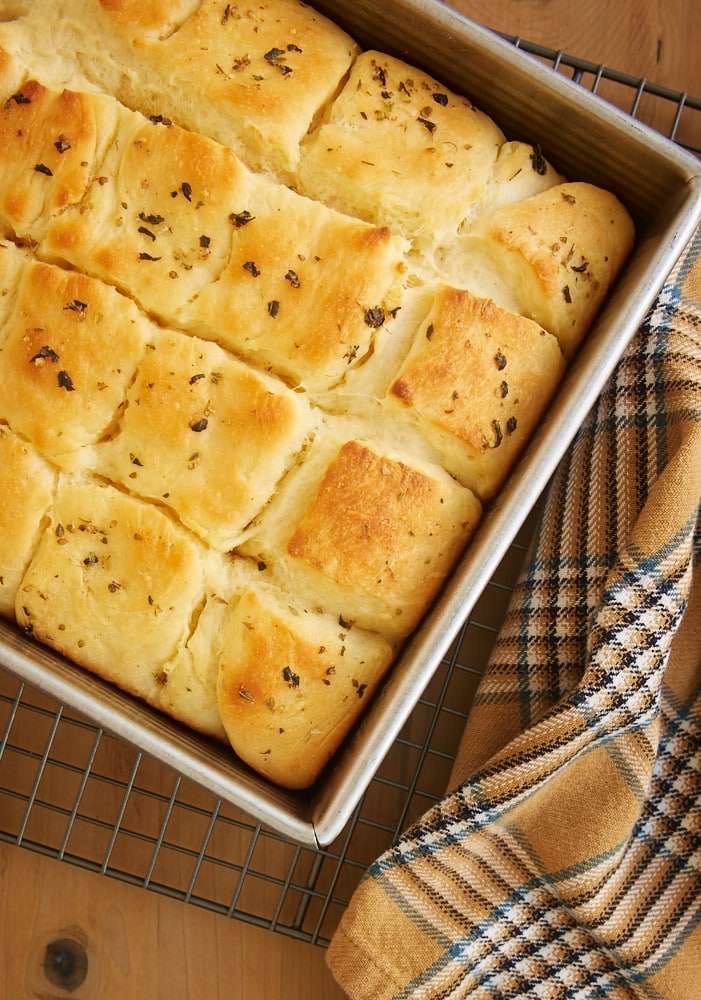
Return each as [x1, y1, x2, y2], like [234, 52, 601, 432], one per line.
[139, 212, 165, 225]
[283, 665, 300, 688]
[5, 91, 31, 108]
[364, 306, 385, 328]
[229, 210, 255, 228]
[530, 144, 548, 175]
[64, 299, 88, 314]
[264, 46, 294, 74]
[30, 345, 60, 364]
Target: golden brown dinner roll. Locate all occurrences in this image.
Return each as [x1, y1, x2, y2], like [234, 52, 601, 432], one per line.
[178, 177, 408, 390]
[42, 105, 251, 318]
[0, 426, 56, 618]
[0, 66, 117, 241]
[0, 247, 150, 467]
[386, 286, 567, 498]
[297, 49, 507, 245]
[216, 585, 396, 789]
[283, 439, 481, 634]
[94, 327, 313, 551]
[242, 427, 482, 636]
[460, 182, 636, 358]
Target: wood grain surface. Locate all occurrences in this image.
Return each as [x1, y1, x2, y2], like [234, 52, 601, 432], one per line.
[1, 2, 699, 998]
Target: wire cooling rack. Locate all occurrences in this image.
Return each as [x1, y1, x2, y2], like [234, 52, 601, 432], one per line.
[1, 39, 699, 950]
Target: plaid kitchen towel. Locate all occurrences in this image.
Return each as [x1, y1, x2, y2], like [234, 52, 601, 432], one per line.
[327, 225, 701, 999]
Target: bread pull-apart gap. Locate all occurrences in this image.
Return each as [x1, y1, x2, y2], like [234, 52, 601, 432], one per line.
[0, 5, 30, 22]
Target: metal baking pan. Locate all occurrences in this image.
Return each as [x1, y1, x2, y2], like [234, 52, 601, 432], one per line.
[1, 0, 700, 848]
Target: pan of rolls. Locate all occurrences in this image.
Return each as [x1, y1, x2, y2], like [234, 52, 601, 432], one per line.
[0, 0, 699, 845]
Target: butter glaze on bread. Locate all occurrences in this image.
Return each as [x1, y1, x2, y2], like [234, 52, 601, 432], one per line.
[0, 77, 116, 233]
[0, 1, 635, 788]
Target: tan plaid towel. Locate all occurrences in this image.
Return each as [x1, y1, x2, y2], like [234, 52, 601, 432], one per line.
[327, 227, 701, 999]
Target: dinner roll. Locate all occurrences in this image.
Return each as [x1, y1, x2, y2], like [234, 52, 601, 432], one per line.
[386, 286, 566, 498]
[216, 584, 396, 789]
[0, 426, 56, 618]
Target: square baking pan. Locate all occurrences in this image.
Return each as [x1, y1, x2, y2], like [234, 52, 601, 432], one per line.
[1, 0, 699, 848]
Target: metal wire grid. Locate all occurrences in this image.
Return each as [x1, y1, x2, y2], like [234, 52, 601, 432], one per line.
[1, 39, 699, 950]
[508, 36, 701, 157]
[0, 529, 527, 947]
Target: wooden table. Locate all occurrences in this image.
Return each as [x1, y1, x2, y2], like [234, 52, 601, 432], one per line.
[2, 3, 699, 998]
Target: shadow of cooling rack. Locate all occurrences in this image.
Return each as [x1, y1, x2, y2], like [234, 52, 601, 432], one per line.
[0, 37, 699, 950]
